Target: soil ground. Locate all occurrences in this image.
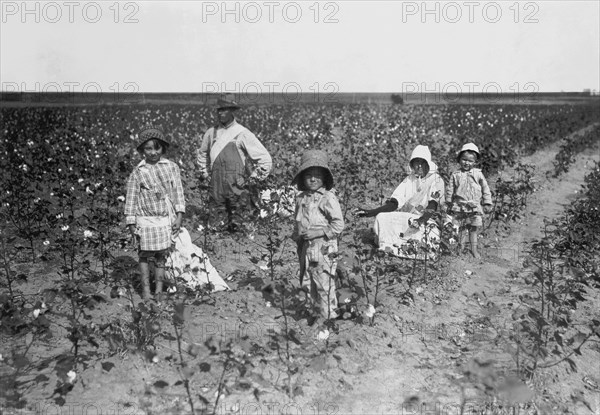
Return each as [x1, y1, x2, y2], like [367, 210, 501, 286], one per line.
[1, 136, 599, 415]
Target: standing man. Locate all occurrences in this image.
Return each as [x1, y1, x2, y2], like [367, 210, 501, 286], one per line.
[197, 96, 272, 231]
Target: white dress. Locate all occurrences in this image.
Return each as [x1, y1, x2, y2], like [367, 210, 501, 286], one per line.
[374, 146, 446, 260]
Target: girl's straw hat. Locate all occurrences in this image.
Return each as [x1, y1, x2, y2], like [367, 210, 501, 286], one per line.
[136, 127, 170, 153]
[292, 150, 334, 191]
[456, 142, 480, 161]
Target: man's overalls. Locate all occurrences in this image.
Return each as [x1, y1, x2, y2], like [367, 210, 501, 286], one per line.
[210, 134, 254, 231]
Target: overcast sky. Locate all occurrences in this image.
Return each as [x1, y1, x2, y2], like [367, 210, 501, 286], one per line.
[1, 1, 598, 93]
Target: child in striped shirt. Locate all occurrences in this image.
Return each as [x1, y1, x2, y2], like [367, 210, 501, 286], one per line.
[125, 127, 185, 300]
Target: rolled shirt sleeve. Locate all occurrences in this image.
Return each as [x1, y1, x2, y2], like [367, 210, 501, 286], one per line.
[321, 192, 345, 240]
[196, 129, 212, 179]
[479, 172, 493, 206]
[171, 163, 186, 213]
[239, 130, 272, 180]
[124, 172, 139, 226]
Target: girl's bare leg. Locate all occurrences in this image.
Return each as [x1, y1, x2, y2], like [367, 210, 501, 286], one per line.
[459, 227, 468, 254]
[469, 226, 480, 259]
[139, 259, 151, 300]
[154, 253, 166, 298]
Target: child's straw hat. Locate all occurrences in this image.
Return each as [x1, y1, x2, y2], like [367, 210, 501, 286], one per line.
[456, 142, 480, 162]
[136, 127, 170, 153]
[292, 150, 334, 191]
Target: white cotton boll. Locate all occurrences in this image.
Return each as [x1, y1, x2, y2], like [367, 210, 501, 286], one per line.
[33, 309, 40, 318]
[117, 195, 125, 202]
[67, 370, 76, 383]
[83, 230, 93, 239]
[61, 225, 69, 231]
[260, 189, 271, 202]
[317, 329, 330, 341]
[365, 304, 376, 318]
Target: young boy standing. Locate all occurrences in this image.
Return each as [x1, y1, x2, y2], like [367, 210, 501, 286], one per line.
[445, 143, 493, 259]
[125, 127, 185, 299]
[292, 150, 344, 321]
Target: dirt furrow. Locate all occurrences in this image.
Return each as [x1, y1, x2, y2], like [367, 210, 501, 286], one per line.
[330, 140, 600, 415]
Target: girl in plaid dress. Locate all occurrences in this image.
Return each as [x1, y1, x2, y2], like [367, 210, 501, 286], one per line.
[125, 127, 185, 299]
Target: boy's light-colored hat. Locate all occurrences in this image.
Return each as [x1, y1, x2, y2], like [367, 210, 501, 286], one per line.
[457, 142, 480, 161]
[137, 127, 170, 153]
[292, 150, 334, 191]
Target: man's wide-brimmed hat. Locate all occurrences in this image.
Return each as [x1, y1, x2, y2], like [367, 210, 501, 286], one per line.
[456, 142, 480, 161]
[136, 127, 170, 153]
[292, 150, 334, 191]
[216, 96, 241, 111]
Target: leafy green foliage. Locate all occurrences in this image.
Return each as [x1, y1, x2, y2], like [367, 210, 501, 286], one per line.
[0, 103, 598, 409]
[487, 163, 536, 230]
[514, 162, 600, 377]
[553, 123, 600, 177]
